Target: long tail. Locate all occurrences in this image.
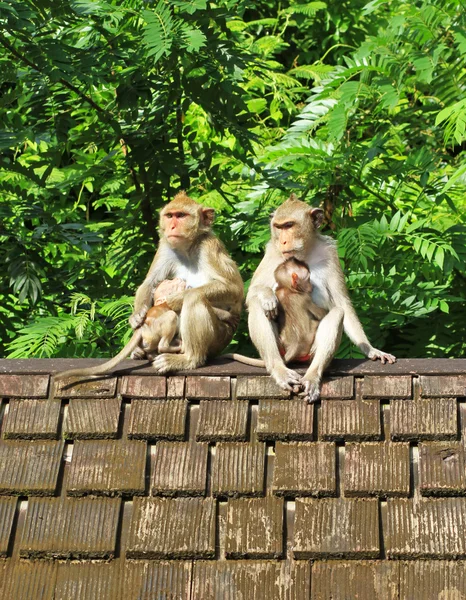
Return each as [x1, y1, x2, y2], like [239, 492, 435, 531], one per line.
[55, 330, 143, 380]
[223, 353, 265, 367]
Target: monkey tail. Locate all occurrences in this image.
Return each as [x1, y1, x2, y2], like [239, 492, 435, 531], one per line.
[55, 330, 143, 380]
[223, 353, 266, 368]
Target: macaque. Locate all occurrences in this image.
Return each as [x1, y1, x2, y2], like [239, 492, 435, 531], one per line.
[56, 192, 244, 381]
[226, 257, 326, 366]
[244, 194, 396, 403]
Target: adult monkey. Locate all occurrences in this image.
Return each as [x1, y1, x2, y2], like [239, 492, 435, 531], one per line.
[245, 194, 395, 403]
[57, 192, 243, 380]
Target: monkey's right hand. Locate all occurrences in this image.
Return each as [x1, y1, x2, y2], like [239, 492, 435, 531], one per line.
[271, 364, 303, 394]
[257, 290, 278, 320]
[129, 306, 149, 330]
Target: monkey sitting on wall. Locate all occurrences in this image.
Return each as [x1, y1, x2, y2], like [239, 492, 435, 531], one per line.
[244, 194, 395, 403]
[56, 192, 243, 381]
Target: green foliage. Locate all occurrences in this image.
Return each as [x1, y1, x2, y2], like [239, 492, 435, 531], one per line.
[0, 0, 465, 359]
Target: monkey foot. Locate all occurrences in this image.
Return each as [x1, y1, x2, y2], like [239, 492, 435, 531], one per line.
[271, 365, 303, 394]
[299, 378, 321, 404]
[130, 347, 147, 360]
[152, 353, 198, 374]
[368, 347, 397, 365]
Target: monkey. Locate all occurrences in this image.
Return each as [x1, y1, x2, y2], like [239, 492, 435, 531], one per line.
[244, 193, 396, 403]
[55, 191, 244, 381]
[225, 257, 326, 368]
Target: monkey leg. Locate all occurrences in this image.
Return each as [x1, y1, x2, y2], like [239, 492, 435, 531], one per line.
[247, 298, 302, 393]
[152, 292, 227, 373]
[300, 307, 344, 404]
[157, 311, 182, 353]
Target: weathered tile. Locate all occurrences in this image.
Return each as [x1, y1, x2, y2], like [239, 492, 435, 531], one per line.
[63, 397, 121, 439]
[3, 561, 58, 600]
[399, 561, 466, 599]
[386, 497, 466, 558]
[362, 376, 412, 398]
[0, 375, 49, 398]
[0, 497, 16, 555]
[225, 497, 283, 558]
[236, 376, 289, 399]
[196, 400, 248, 441]
[67, 440, 146, 496]
[127, 497, 215, 559]
[54, 377, 117, 398]
[20, 496, 120, 558]
[193, 561, 310, 600]
[167, 376, 185, 398]
[55, 562, 120, 600]
[0, 440, 63, 495]
[321, 376, 354, 398]
[123, 561, 192, 600]
[311, 561, 399, 600]
[212, 442, 265, 497]
[272, 442, 336, 497]
[120, 375, 166, 398]
[390, 397, 458, 440]
[128, 399, 187, 440]
[294, 498, 380, 559]
[152, 442, 208, 496]
[344, 442, 410, 497]
[419, 442, 466, 496]
[420, 375, 466, 397]
[257, 399, 313, 441]
[320, 399, 381, 441]
[186, 376, 230, 399]
[2, 398, 61, 439]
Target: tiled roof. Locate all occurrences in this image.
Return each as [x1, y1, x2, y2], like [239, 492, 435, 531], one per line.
[0, 358, 465, 599]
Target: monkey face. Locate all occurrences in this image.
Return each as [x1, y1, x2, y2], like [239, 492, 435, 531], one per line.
[160, 192, 215, 249]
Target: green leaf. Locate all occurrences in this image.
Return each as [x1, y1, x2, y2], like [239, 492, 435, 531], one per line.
[143, 4, 174, 62]
[182, 28, 207, 52]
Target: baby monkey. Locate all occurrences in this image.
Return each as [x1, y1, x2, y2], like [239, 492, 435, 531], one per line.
[228, 257, 326, 367]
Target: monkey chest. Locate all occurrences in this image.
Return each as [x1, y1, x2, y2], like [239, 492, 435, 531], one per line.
[174, 264, 210, 289]
[308, 266, 331, 309]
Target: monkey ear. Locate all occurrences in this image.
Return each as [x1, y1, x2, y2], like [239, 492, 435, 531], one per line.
[309, 208, 324, 229]
[291, 272, 299, 289]
[201, 207, 215, 227]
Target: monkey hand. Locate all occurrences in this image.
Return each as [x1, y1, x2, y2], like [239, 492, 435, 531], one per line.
[367, 347, 396, 365]
[299, 376, 321, 404]
[129, 306, 149, 329]
[271, 364, 303, 394]
[258, 290, 278, 320]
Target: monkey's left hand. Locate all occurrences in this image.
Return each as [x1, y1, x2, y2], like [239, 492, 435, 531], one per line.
[367, 347, 396, 365]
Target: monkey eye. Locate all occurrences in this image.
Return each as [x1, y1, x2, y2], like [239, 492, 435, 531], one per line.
[282, 222, 294, 229]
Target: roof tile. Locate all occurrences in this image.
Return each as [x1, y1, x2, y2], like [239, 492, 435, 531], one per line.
[0, 440, 63, 495]
[120, 375, 166, 398]
[294, 498, 380, 559]
[166, 376, 185, 398]
[225, 496, 284, 558]
[0, 375, 49, 398]
[272, 442, 336, 497]
[399, 561, 466, 599]
[186, 376, 230, 399]
[127, 497, 215, 559]
[196, 400, 248, 441]
[63, 397, 121, 439]
[128, 399, 187, 441]
[54, 377, 117, 398]
[212, 442, 265, 497]
[67, 440, 146, 496]
[236, 376, 289, 399]
[20, 496, 120, 559]
[320, 376, 354, 398]
[2, 398, 61, 439]
[319, 399, 381, 441]
[0, 497, 16, 555]
[151, 441, 208, 496]
[362, 375, 412, 398]
[192, 560, 310, 600]
[419, 441, 466, 496]
[2, 561, 58, 600]
[256, 399, 314, 441]
[55, 562, 120, 600]
[344, 442, 410, 497]
[311, 561, 399, 600]
[390, 397, 458, 441]
[420, 375, 466, 397]
[123, 560, 192, 600]
[386, 497, 466, 558]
